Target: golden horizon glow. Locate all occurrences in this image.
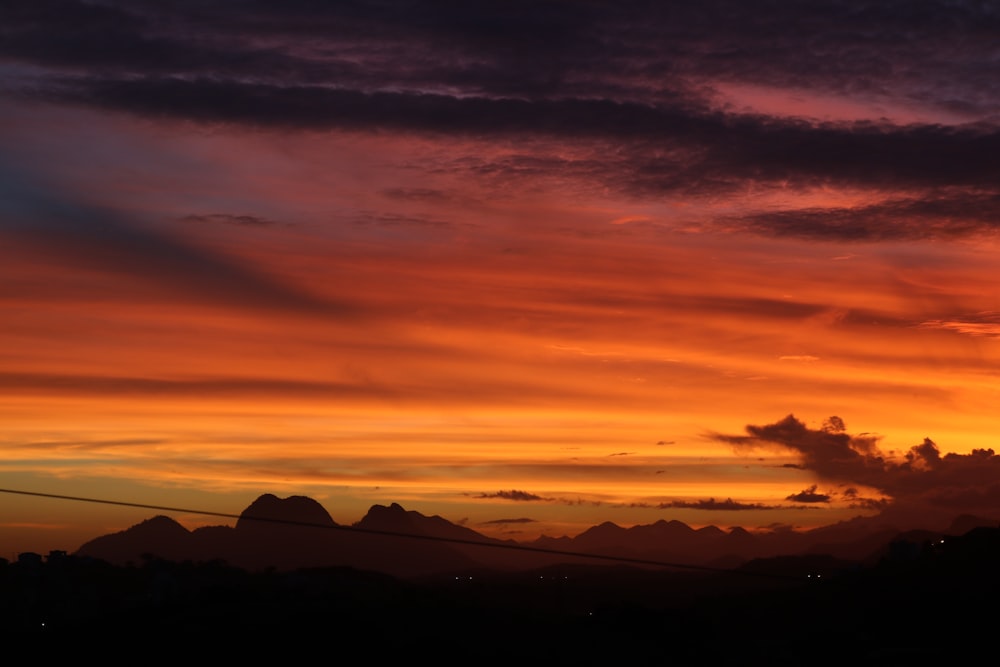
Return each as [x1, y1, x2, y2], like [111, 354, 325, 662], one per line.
[3, 7, 1000, 557]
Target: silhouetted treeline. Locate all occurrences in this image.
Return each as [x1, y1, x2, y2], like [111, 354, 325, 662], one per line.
[3, 527, 999, 663]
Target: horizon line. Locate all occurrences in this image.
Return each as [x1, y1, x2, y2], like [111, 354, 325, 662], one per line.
[0, 487, 799, 579]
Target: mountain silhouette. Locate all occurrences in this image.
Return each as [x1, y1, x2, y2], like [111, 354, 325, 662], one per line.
[236, 493, 337, 530]
[77, 494, 481, 576]
[75, 515, 193, 564]
[74, 492, 1000, 579]
[356, 502, 487, 543]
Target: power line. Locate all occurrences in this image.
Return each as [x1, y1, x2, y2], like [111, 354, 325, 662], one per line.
[0, 487, 799, 579]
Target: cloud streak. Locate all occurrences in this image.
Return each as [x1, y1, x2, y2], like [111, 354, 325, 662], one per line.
[656, 498, 783, 511]
[481, 517, 537, 525]
[4, 1, 1000, 550]
[0, 160, 353, 316]
[4, 1, 999, 241]
[478, 490, 551, 502]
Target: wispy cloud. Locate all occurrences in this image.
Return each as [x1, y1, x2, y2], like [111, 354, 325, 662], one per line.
[0, 160, 354, 316]
[919, 312, 1000, 338]
[179, 213, 281, 227]
[649, 498, 784, 511]
[478, 490, 552, 502]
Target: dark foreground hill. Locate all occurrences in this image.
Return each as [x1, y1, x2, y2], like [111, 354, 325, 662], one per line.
[4, 525, 1000, 664]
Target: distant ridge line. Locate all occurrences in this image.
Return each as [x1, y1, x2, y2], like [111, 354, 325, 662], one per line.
[0, 487, 798, 579]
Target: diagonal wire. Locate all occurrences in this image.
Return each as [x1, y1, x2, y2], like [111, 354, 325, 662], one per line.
[0, 487, 801, 579]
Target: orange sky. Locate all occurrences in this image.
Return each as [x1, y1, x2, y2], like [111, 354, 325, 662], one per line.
[2, 1, 1000, 557]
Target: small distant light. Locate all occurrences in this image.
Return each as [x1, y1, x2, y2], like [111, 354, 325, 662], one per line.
[940, 540, 945, 544]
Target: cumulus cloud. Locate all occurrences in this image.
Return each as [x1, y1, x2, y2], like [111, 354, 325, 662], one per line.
[785, 485, 831, 503]
[715, 414, 1000, 518]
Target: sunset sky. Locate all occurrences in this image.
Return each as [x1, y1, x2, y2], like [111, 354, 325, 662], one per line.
[3, 0, 1000, 557]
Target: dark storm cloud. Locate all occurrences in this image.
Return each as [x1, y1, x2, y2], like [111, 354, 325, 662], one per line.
[478, 490, 550, 502]
[32, 76, 999, 193]
[715, 414, 1000, 514]
[0, 1, 612, 98]
[38, 77, 713, 138]
[0, 0, 351, 82]
[5, 1, 1000, 237]
[5, 1, 997, 112]
[729, 191, 1000, 241]
[617, 121, 1000, 197]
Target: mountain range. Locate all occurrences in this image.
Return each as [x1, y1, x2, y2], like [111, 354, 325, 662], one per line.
[74, 493, 1000, 578]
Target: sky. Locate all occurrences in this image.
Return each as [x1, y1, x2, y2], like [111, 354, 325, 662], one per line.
[3, 0, 1000, 557]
